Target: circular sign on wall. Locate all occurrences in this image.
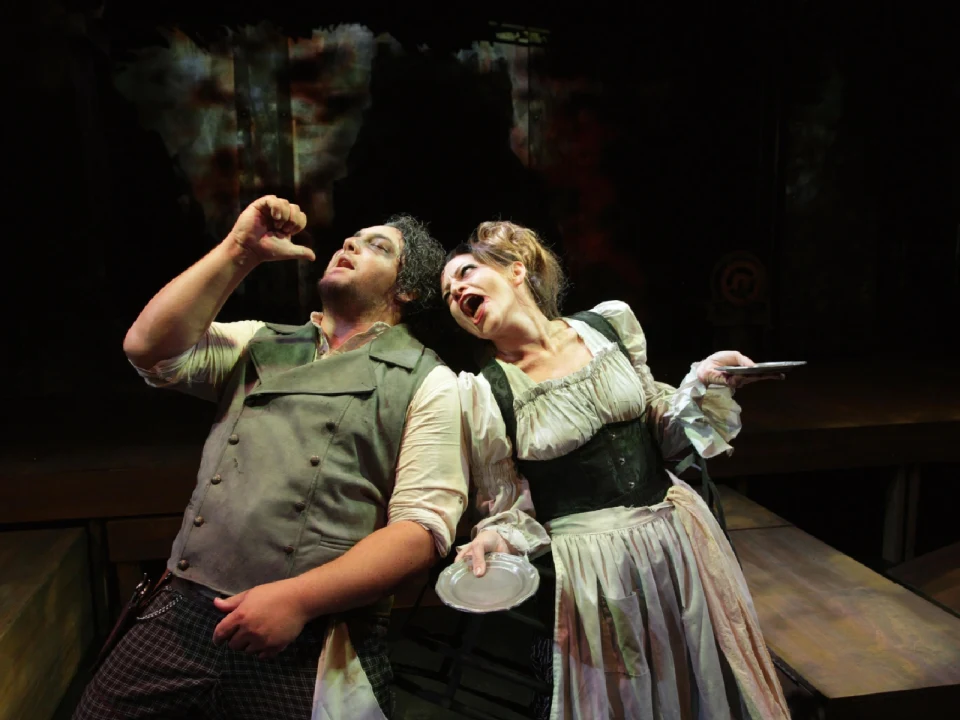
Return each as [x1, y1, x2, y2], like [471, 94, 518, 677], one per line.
[712, 251, 768, 307]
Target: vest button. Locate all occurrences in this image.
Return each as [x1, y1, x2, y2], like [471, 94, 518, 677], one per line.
[177, 559, 190, 571]
[283, 545, 295, 555]
[228, 434, 239, 445]
[193, 516, 204, 527]
[211, 474, 222, 485]
[325, 421, 336, 432]
[310, 455, 320, 466]
[295, 501, 306, 512]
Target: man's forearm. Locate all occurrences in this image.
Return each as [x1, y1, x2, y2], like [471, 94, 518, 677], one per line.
[123, 237, 259, 368]
[288, 521, 437, 619]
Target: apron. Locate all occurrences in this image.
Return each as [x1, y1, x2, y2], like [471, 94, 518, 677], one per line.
[312, 619, 386, 719]
[312, 602, 393, 718]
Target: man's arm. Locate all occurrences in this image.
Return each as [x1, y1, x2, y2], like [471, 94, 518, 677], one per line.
[123, 195, 312, 369]
[295, 520, 437, 615]
[210, 523, 436, 657]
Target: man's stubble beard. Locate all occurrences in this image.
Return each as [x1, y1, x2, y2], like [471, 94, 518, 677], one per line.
[318, 277, 393, 320]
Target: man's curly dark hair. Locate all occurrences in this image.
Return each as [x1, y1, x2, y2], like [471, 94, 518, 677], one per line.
[385, 214, 445, 320]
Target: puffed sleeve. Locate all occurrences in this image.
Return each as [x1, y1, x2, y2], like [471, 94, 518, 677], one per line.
[458, 371, 552, 556]
[593, 301, 742, 459]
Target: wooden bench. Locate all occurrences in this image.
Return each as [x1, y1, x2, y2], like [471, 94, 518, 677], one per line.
[0, 528, 94, 720]
[721, 486, 960, 719]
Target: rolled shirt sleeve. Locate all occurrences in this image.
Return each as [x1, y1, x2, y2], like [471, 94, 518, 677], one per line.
[130, 320, 266, 401]
[388, 365, 469, 558]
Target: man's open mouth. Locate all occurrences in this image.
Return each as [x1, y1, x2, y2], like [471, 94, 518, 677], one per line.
[336, 256, 354, 270]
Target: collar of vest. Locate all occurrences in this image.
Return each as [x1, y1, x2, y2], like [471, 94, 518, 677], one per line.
[246, 321, 425, 395]
[367, 324, 425, 370]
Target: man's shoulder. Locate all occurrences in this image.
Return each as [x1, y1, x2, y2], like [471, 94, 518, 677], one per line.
[420, 344, 446, 368]
[259, 321, 314, 336]
[386, 324, 450, 366]
[371, 323, 448, 372]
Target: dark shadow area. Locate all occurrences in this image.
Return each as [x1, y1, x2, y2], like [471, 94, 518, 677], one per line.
[319, 43, 556, 372]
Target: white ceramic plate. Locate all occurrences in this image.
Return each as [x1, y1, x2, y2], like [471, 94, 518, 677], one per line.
[435, 553, 540, 614]
[716, 361, 807, 375]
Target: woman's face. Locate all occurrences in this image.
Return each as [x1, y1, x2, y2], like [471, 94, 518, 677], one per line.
[441, 253, 523, 339]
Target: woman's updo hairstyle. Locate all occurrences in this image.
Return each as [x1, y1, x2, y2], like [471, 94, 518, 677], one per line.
[450, 221, 567, 319]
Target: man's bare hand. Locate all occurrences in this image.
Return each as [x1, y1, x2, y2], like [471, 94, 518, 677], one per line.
[212, 579, 310, 659]
[226, 195, 315, 263]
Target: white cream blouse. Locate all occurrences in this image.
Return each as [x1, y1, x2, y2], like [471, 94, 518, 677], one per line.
[458, 300, 742, 556]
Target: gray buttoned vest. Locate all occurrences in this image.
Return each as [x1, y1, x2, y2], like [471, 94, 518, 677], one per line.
[166, 320, 442, 597]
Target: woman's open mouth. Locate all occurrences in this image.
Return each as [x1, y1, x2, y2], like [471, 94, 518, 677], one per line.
[459, 294, 486, 324]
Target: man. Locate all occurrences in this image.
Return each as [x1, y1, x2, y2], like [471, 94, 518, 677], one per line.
[75, 195, 468, 719]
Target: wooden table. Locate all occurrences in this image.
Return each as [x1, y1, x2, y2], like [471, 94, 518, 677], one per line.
[734, 524, 960, 718]
[707, 358, 960, 564]
[719, 486, 960, 718]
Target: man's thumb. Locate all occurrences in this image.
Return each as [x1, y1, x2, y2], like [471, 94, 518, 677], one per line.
[213, 590, 247, 612]
[295, 245, 316, 262]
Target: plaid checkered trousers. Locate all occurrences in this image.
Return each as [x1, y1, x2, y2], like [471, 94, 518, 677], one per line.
[73, 583, 394, 719]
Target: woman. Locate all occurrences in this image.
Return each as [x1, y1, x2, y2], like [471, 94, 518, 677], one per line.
[440, 221, 790, 720]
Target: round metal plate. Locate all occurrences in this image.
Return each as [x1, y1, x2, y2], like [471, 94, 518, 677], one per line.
[716, 361, 807, 375]
[435, 553, 541, 614]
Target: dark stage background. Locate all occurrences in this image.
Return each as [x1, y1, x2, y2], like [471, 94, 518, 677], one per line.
[4, 0, 959, 570]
